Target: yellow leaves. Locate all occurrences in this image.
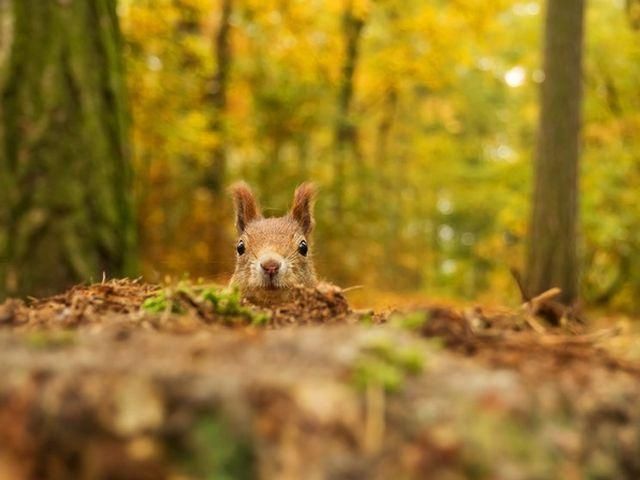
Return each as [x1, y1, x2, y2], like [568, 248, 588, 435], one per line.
[182, 111, 217, 148]
[119, 0, 640, 309]
[351, 0, 372, 21]
[179, 0, 213, 11]
[416, 98, 461, 133]
[121, 2, 179, 42]
[584, 114, 640, 148]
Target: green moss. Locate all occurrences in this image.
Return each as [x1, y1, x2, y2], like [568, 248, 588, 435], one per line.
[357, 312, 374, 325]
[353, 356, 404, 392]
[352, 338, 426, 393]
[200, 286, 242, 315]
[141, 290, 184, 314]
[390, 311, 429, 331]
[199, 286, 270, 326]
[25, 330, 76, 349]
[364, 339, 425, 374]
[176, 413, 255, 480]
[248, 311, 270, 326]
[142, 283, 271, 326]
[458, 407, 559, 479]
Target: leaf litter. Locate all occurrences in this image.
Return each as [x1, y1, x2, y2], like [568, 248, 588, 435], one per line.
[0, 279, 640, 479]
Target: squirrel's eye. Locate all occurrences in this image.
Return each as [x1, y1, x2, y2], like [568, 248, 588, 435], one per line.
[298, 240, 308, 256]
[236, 240, 245, 255]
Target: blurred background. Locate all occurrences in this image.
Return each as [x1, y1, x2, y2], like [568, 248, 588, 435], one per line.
[1, 0, 640, 311]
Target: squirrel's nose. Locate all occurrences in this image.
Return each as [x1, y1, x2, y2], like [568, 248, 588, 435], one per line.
[260, 259, 281, 277]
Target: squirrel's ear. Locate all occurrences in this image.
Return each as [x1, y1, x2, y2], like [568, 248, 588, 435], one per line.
[229, 182, 262, 233]
[290, 182, 316, 235]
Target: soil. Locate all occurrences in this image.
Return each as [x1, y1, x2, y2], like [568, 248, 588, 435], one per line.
[1, 279, 639, 480]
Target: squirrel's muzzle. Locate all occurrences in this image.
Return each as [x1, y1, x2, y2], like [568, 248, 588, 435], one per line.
[257, 252, 287, 288]
[260, 259, 281, 278]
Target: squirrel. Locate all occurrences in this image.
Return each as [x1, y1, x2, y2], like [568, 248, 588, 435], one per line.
[228, 181, 318, 305]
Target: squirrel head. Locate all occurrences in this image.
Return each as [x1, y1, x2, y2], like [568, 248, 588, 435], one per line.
[229, 182, 318, 304]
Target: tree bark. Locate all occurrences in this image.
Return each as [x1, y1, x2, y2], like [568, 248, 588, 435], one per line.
[0, 0, 136, 298]
[526, 0, 585, 305]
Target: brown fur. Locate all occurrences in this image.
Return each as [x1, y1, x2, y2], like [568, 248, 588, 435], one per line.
[229, 182, 318, 305]
[290, 183, 316, 235]
[230, 181, 262, 233]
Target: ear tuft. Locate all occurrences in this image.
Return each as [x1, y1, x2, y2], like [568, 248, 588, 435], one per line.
[229, 181, 262, 233]
[290, 182, 316, 235]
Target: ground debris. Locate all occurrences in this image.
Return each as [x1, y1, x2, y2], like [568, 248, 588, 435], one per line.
[511, 268, 585, 328]
[254, 282, 354, 326]
[0, 279, 158, 330]
[0, 280, 365, 333]
[1, 280, 640, 479]
[399, 306, 639, 379]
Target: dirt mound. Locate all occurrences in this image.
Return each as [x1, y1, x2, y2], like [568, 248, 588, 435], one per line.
[0, 279, 158, 330]
[0, 280, 357, 332]
[1, 280, 628, 383]
[1, 280, 640, 479]
[257, 282, 354, 326]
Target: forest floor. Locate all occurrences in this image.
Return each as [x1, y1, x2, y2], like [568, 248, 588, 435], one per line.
[1, 280, 640, 480]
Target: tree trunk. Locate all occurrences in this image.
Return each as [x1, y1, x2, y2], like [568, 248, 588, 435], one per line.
[205, 0, 232, 194]
[0, 0, 136, 298]
[628, 0, 640, 29]
[334, 0, 365, 218]
[526, 0, 585, 305]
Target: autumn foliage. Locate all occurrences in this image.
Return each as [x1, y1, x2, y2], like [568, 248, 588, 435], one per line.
[121, 0, 640, 311]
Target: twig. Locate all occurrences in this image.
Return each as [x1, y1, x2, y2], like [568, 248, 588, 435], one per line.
[510, 267, 529, 302]
[520, 287, 563, 334]
[523, 315, 547, 334]
[529, 287, 562, 308]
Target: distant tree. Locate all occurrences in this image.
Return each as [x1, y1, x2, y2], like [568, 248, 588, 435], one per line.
[628, 0, 640, 29]
[205, 0, 233, 194]
[526, 0, 585, 304]
[334, 0, 365, 218]
[0, 0, 136, 298]
[203, 0, 234, 276]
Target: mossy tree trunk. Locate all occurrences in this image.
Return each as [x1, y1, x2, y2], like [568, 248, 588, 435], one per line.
[526, 0, 585, 305]
[0, 0, 136, 298]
